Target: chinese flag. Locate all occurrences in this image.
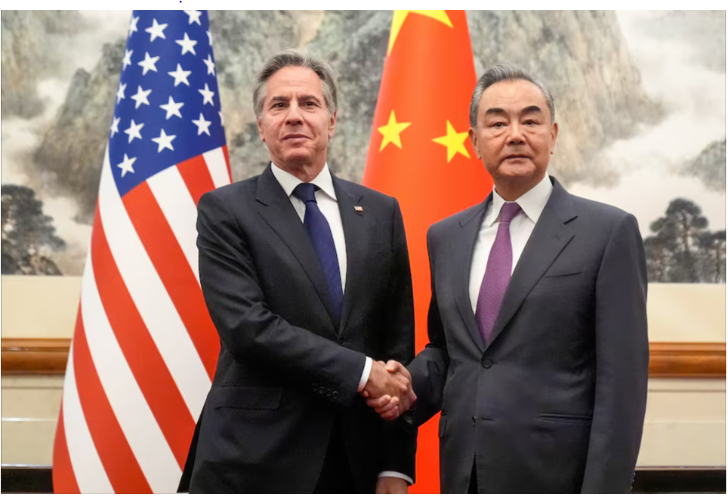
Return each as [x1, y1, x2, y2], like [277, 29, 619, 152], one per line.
[362, 10, 492, 493]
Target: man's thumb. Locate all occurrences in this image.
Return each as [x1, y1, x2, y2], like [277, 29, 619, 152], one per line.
[385, 360, 401, 372]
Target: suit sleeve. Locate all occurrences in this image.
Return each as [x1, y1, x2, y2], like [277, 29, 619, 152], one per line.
[381, 198, 416, 366]
[197, 191, 366, 407]
[407, 226, 450, 427]
[380, 198, 418, 481]
[581, 213, 649, 493]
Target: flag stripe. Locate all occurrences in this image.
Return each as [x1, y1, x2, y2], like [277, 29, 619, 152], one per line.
[203, 146, 231, 189]
[62, 346, 114, 493]
[148, 165, 202, 282]
[178, 154, 216, 206]
[82, 249, 181, 492]
[52, 408, 80, 494]
[91, 203, 195, 469]
[98, 153, 210, 420]
[222, 144, 233, 183]
[72, 304, 151, 493]
[124, 182, 219, 379]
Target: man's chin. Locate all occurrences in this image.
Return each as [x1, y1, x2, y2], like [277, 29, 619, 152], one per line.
[275, 152, 320, 169]
[497, 166, 538, 180]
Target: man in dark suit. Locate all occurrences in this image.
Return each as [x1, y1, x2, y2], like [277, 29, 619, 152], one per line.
[187, 49, 417, 493]
[371, 63, 649, 493]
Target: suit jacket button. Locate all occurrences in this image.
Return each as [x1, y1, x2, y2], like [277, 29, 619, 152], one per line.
[472, 415, 476, 426]
[332, 391, 339, 400]
[481, 358, 493, 369]
[313, 383, 319, 391]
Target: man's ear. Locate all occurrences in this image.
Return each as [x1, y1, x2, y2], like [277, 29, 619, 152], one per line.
[469, 127, 480, 159]
[328, 110, 337, 139]
[257, 118, 265, 142]
[549, 122, 559, 154]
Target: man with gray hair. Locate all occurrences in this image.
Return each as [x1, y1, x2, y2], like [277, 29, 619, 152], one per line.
[186, 49, 417, 493]
[370, 63, 649, 493]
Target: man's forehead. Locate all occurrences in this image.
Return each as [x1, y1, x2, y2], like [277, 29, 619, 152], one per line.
[480, 79, 547, 106]
[266, 67, 323, 93]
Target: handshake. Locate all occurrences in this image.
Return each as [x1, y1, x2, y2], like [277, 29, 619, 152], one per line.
[361, 360, 416, 421]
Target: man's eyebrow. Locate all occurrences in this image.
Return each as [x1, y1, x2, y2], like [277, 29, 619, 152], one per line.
[521, 105, 543, 116]
[484, 105, 544, 117]
[485, 107, 505, 116]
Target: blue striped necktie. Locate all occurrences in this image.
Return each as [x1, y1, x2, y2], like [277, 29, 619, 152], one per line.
[292, 183, 343, 322]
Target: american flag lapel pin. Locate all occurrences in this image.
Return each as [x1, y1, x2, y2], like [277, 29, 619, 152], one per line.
[354, 206, 364, 214]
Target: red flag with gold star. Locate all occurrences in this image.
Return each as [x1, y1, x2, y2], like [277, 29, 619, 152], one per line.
[362, 10, 493, 493]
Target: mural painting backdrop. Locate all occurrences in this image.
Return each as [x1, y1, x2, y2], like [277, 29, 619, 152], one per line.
[2, 10, 725, 283]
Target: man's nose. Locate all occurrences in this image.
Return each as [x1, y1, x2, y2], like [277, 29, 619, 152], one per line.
[285, 103, 303, 125]
[506, 123, 525, 145]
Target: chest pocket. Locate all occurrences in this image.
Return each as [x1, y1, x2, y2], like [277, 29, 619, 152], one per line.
[535, 270, 584, 291]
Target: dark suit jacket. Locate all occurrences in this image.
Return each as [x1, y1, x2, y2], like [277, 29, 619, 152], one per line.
[187, 164, 416, 493]
[409, 176, 649, 493]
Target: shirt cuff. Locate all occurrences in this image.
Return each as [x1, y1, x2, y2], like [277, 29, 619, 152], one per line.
[357, 356, 372, 392]
[378, 471, 414, 485]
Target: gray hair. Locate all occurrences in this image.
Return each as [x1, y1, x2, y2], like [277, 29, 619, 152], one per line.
[252, 49, 338, 118]
[469, 63, 555, 127]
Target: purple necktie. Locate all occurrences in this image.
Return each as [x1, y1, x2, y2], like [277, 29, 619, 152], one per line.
[475, 201, 522, 345]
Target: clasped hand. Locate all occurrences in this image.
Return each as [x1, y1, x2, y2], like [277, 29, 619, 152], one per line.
[361, 360, 416, 421]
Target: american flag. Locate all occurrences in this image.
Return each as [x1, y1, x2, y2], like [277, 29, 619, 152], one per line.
[52, 10, 229, 493]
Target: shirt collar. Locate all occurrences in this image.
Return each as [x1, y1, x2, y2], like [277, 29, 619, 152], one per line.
[270, 162, 338, 201]
[485, 174, 553, 226]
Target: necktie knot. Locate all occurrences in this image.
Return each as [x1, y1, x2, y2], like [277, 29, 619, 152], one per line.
[499, 202, 521, 224]
[292, 183, 318, 203]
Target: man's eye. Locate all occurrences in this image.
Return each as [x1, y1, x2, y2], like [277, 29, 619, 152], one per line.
[492, 122, 505, 128]
[524, 119, 537, 125]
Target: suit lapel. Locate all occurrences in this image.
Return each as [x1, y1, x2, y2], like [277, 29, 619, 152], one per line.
[255, 165, 338, 334]
[485, 178, 577, 350]
[334, 176, 364, 337]
[454, 198, 490, 353]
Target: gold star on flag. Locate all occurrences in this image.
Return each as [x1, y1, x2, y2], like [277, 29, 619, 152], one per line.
[378, 110, 412, 151]
[433, 120, 470, 162]
[388, 11, 453, 55]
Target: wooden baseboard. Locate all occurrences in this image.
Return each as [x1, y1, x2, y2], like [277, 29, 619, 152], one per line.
[1, 338, 725, 378]
[1, 339, 70, 375]
[649, 342, 726, 378]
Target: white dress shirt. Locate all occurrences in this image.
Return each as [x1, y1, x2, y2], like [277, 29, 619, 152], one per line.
[469, 174, 554, 314]
[271, 163, 373, 387]
[271, 163, 409, 484]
